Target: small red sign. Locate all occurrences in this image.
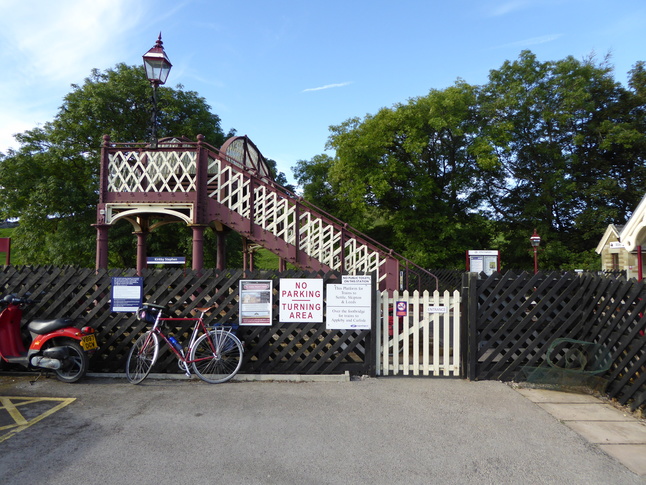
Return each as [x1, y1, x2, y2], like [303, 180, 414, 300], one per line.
[395, 301, 407, 316]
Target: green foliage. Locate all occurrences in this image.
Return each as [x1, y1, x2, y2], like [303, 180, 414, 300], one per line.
[249, 247, 297, 270]
[0, 64, 227, 267]
[299, 81, 494, 267]
[478, 51, 641, 269]
[292, 154, 349, 218]
[296, 51, 646, 271]
[266, 158, 296, 193]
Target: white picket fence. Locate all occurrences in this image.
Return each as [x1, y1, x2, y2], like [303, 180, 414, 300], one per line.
[377, 290, 462, 376]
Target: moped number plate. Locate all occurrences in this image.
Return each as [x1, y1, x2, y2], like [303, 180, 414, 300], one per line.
[81, 335, 98, 351]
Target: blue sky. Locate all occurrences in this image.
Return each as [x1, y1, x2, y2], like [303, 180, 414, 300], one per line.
[1, 0, 645, 185]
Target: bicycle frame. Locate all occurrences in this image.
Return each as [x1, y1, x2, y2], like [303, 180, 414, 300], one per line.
[126, 303, 244, 384]
[150, 313, 212, 368]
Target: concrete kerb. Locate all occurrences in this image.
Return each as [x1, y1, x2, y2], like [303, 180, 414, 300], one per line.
[86, 371, 352, 383]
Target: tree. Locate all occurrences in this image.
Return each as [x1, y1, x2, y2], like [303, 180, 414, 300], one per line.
[293, 154, 350, 218]
[0, 63, 230, 266]
[296, 51, 646, 271]
[478, 51, 639, 269]
[304, 81, 493, 268]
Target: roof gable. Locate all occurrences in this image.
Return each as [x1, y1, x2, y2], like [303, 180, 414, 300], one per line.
[596, 224, 622, 254]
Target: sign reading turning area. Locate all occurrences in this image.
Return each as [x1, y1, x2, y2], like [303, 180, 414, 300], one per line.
[279, 279, 323, 323]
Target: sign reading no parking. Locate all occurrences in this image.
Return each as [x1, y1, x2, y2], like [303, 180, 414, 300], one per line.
[279, 279, 323, 323]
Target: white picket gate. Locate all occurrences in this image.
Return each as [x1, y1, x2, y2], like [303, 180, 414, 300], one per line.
[377, 290, 461, 376]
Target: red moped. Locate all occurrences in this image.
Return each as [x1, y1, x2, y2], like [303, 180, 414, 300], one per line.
[0, 295, 97, 382]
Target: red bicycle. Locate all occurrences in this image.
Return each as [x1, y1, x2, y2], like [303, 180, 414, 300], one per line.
[125, 302, 243, 384]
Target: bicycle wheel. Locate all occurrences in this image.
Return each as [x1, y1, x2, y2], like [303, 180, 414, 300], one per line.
[190, 330, 243, 383]
[126, 331, 159, 384]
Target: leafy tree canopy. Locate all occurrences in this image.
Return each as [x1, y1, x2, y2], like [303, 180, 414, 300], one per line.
[295, 81, 493, 267]
[0, 63, 231, 266]
[295, 51, 646, 270]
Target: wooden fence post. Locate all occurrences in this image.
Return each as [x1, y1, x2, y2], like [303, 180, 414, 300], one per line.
[366, 271, 378, 377]
[461, 272, 478, 380]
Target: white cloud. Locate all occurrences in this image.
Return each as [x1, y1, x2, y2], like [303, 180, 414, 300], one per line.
[302, 82, 352, 93]
[486, 0, 532, 17]
[0, 0, 150, 153]
[0, 0, 147, 82]
[495, 34, 564, 49]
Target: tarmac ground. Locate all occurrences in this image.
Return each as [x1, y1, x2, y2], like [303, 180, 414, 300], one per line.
[0, 373, 644, 485]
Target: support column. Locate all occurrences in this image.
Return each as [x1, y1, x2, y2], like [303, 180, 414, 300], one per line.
[191, 225, 206, 272]
[94, 224, 110, 270]
[241, 238, 257, 271]
[242, 238, 248, 271]
[135, 231, 148, 276]
[639, 245, 643, 281]
[216, 230, 227, 270]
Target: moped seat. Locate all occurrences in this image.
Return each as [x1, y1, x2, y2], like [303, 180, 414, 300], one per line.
[28, 318, 75, 335]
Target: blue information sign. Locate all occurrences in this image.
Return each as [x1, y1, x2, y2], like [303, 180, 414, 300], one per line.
[147, 257, 186, 265]
[111, 277, 143, 312]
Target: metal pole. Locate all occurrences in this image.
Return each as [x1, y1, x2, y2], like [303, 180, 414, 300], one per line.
[150, 82, 158, 147]
[533, 246, 538, 274]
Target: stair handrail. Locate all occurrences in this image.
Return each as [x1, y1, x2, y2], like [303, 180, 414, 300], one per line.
[103, 137, 439, 292]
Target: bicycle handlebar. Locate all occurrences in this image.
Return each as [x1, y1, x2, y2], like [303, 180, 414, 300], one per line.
[141, 302, 166, 310]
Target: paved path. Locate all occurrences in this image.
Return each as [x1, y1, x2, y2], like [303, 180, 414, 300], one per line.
[0, 374, 644, 484]
[515, 387, 646, 477]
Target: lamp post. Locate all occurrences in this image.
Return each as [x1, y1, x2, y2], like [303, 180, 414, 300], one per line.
[142, 33, 172, 147]
[530, 228, 541, 274]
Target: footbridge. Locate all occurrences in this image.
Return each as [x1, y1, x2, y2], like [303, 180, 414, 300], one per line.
[95, 134, 435, 291]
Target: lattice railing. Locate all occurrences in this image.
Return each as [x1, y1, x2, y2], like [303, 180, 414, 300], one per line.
[205, 152, 391, 282]
[465, 271, 646, 410]
[108, 150, 197, 193]
[106, 143, 396, 286]
[0, 266, 371, 376]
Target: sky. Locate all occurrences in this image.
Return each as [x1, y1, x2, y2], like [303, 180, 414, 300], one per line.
[1, 0, 645, 185]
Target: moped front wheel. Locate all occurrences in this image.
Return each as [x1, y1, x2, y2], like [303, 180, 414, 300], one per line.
[126, 331, 159, 384]
[55, 341, 88, 383]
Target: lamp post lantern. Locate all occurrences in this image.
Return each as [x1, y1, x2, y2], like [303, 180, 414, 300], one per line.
[142, 33, 172, 146]
[530, 228, 541, 274]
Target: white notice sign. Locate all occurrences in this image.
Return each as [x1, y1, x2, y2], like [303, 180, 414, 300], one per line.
[342, 275, 371, 285]
[326, 284, 372, 330]
[279, 278, 323, 322]
[427, 306, 448, 314]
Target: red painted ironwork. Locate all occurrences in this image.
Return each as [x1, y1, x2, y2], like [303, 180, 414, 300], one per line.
[95, 134, 437, 291]
[0, 238, 11, 265]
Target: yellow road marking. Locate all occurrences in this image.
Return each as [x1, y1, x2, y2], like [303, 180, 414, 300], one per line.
[0, 397, 76, 442]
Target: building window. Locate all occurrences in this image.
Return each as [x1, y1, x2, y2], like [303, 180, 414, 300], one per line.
[612, 253, 619, 270]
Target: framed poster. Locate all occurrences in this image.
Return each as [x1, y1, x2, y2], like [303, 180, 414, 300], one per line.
[239, 280, 273, 326]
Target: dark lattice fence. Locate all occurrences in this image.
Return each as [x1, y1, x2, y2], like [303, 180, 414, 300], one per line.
[398, 268, 462, 293]
[1, 266, 643, 410]
[464, 271, 646, 411]
[0, 266, 374, 376]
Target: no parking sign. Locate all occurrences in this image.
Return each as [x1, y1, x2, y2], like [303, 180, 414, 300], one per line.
[396, 301, 407, 316]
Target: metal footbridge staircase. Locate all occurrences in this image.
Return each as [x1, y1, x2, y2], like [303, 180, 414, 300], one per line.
[95, 135, 435, 291]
